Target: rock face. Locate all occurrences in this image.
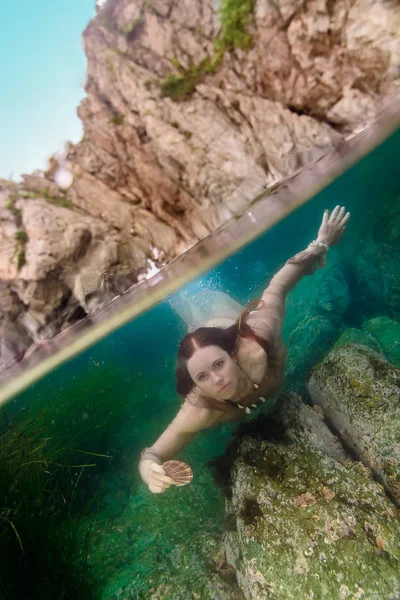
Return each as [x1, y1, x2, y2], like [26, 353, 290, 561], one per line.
[1, 0, 399, 368]
[308, 344, 400, 503]
[223, 393, 400, 600]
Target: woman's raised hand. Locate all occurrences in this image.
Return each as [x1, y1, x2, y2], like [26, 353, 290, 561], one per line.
[139, 459, 176, 494]
[317, 206, 350, 247]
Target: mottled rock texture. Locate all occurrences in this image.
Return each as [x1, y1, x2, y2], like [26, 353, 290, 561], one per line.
[308, 344, 400, 503]
[224, 393, 400, 600]
[1, 0, 399, 369]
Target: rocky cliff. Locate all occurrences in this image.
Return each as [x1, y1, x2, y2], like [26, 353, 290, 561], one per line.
[1, 0, 399, 369]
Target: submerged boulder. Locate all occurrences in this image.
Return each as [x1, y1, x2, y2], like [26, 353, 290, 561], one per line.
[308, 344, 400, 503]
[223, 394, 400, 600]
[363, 317, 400, 368]
[335, 327, 382, 355]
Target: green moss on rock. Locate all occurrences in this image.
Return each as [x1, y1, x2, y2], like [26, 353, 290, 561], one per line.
[6, 193, 22, 226]
[308, 345, 400, 503]
[216, 0, 255, 52]
[226, 431, 400, 599]
[16, 248, 26, 270]
[13, 224, 28, 272]
[109, 112, 124, 126]
[14, 230, 28, 245]
[160, 56, 221, 101]
[19, 188, 73, 209]
[121, 17, 144, 36]
[160, 0, 254, 101]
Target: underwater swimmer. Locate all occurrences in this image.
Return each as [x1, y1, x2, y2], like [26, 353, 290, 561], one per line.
[139, 206, 350, 493]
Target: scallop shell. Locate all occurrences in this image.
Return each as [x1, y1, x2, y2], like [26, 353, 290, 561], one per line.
[162, 460, 193, 486]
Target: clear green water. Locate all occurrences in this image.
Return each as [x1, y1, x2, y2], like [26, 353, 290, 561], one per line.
[1, 128, 399, 599]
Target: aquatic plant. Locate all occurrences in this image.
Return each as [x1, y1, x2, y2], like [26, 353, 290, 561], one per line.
[0, 404, 109, 599]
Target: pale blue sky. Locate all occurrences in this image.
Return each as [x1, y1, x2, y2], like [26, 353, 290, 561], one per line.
[0, 1, 96, 179]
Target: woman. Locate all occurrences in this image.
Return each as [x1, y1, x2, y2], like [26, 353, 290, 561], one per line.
[139, 206, 350, 493]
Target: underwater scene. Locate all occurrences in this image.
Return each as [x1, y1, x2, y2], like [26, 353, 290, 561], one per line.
[1, 124, 400, 600]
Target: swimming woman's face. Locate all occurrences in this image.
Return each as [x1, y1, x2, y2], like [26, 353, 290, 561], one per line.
[186, 345, 240, 400]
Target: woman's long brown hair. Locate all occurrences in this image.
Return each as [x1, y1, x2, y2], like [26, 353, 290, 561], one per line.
[175, 300, 270, 398]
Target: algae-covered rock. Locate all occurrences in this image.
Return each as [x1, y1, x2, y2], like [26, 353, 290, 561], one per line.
[308, 344, 400, 502]
[363, 317, 400, 368]
[224, 397, 400, 600]
[278, 392, 346, 463]
[284, 315, 340, 390]
[283, 266, 350, 389]
[335, 327, 382, 355]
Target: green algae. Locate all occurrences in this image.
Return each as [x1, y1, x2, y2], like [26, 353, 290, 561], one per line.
[0, 408, 106, 599]
[226, 433, 400, 600]
[308, 345, 400, 503]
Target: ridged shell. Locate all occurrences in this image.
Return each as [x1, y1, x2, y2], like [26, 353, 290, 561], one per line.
[162, 460, 193, 486]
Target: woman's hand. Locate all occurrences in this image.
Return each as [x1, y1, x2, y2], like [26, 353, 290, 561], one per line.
[139, 459, 176, 494]
[317, 206, 350, 247]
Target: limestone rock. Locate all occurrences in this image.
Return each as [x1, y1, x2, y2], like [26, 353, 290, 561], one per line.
[224, 396, 400, 599]
[21, 174, 66, 199]
[279, 392, 346, 463]
[70, 0, 400, 247]
[308, 344, 400, 502]
[0, 318, 32, 366]
[0, 179, 151, 368]
[1, 0, 399, 365]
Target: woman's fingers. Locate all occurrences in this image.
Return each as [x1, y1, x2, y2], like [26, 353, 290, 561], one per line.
[328, 206, 349, 227]
[150, 463, 175, 486]
[322, 209, 329, 225]
[340, 211, 351, 227]
[149, 476, 172, 490]
[150, 464, 175, 483]
[331, 205, 344, 223]
[150, 463, 166, 475]
[149, 484, 167, 494]
[336, 206, 345, 223]
[153, 474, 175, 486]
[330, 205, 341, 221]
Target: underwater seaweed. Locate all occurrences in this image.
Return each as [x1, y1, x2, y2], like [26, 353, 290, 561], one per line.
[0, 404, 110, 599]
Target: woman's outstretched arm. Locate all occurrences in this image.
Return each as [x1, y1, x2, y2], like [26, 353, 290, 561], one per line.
[138, 403, 217, 493]
[246, 207, 350, 345]
[264, 206, 350, 302]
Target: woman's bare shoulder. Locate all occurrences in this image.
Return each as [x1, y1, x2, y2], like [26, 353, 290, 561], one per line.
[177, 400, 220, 431]
[245, 297, 286, 343]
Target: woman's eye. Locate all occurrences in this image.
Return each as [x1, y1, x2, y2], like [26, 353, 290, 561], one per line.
[198, 374, 207, 382]
[215, 360, 224, 369]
